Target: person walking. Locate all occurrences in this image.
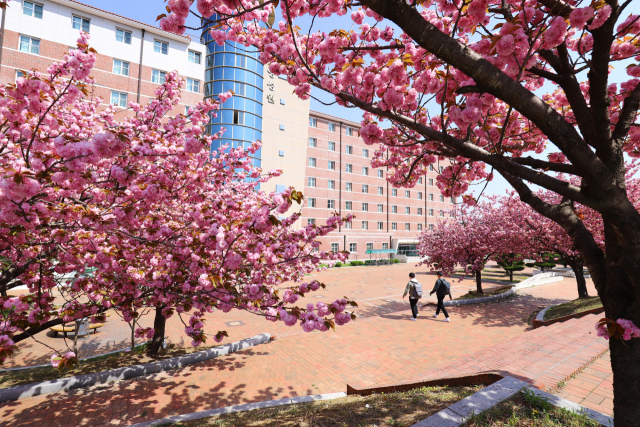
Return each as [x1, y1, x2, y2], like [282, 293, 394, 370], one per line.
[403, 272, 423, 321]
[430, 271, 453, 322]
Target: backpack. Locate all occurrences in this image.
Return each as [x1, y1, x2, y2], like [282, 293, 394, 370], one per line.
[438, 279, 451, 295]
[410, 280, 423, 299]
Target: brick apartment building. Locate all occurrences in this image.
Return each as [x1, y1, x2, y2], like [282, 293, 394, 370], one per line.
[303, 111, 455, 260]
[0, 0, 205, 117]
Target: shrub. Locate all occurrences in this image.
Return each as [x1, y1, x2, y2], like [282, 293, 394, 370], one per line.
[349, 261, 364, 266]
[334, 262, 342, 267]
[392, 259, 401, 264]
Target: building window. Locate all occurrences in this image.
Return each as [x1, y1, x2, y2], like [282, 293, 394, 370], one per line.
[345, 201, 352, 210]
[362, 221, 369, 230]
[308, 198, 316, 208]
[440, 166, 444, 173]
[392, 189, 397, 197]
[308, 157, 316, 167]
[429, 209, 434, 216]
[116, 29, 132, 44]
[362, 203, 368, 212]
[440, 195, 445, 202]
[346, 164, 352, 173]
[309, 137, 317, 147]
[23, 2, 43, 19]
[328, 141, 336, 151]
[113, 59, 130, 76]
[429, 178, 434, 185]
[377, 222, 384, 230]
[328, 180, 335, 190]
[276, 185, 286, 193]
[188, 50, 201, 64]
[378, 187, 384, 195]
[346, 127, 354, 136]
[19, 36, 40, 54]
[405, 207, 410, 214]
[440, 210, 445, 217]
[418, 192, 423, 200]
[345, 145, 353, 155]
[418, 177, 423, 184]
[418, 223, 423, 231]
[378, 170, 384, 178]
[349, 243, 357, 252]
[392, 206, 397, 214]
[418, 208, 423, 215]
[328, 161, 336, 170]
[405, 190, 411, 198]
[152, 69, 166, 84]
[154, 40, 168, 54]
[382, 242, 389, 250]
[309, 117, 317, 127]
[72, 16, 90, 32]
[279, 124, 285, 131]
[405, 223, 411, 231]
[331, 243, 339, 252]
[279, 150, 284, 157]
[392, 222, 397, 230]
[308, 218, 316, 225]
[346, 182, 352, 192]
[451, 196, 456, 203]
[328, 199, 335, 209]
[280, 98, 285, 105]
[328, 122, 337, 132]
[345, 221, 352, 230]
[377, 204, 383, 213]
[308, 177, 316, 187]
[186, 78, 200, 92]
[16, 70, 26, 80]
[233, 110, 244, 125]
[362, 184, 369, 193]
[430, 164, 435, 171]
[110, 91, 127, 108]
[362, 167, 369, 176]
[367, 242, 373, 251]
[363, 149, 369, 158]
[429, 194, 434, 201]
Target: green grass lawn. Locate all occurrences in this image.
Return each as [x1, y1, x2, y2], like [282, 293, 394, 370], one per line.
[166, 384, 484, 427]
[462, 389, 599, 427]
[544, 296, 603, 321]
[455, 286, 513, 300]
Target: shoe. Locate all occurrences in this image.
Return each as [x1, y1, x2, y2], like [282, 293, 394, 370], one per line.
[443, 318, 450, 322]
[411, 317, 417, 321]
[416, 313, 420, 317]
[433, 314, 438, 318]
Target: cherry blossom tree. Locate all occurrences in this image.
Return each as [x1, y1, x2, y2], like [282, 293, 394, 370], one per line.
[0, 33, 354, 364]
[158, 0, 640, 421]
[418, 203, 513, 293]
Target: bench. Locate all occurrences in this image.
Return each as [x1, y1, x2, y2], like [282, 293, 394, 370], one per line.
[50, 323, 105, 338]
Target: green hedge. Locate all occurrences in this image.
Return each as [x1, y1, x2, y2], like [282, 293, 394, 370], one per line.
[349, 261, 365, 266]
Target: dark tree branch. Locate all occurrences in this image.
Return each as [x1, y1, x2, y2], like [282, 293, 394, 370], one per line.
[510, 156, 580, 174]
[613, 82, 640, 141]
[456, 86, 486, 95]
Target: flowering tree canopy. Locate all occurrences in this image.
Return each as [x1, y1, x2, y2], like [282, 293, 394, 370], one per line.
[158, 0, 640, 422]
[0, 33, 354, 365]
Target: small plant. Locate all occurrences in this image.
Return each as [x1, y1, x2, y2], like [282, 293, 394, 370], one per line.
[521, 388, 552, 411]
[334, 262, 343, 267]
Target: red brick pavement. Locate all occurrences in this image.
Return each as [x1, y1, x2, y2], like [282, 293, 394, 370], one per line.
[552, 351, 613, 415]
[0, 266, 607, 426]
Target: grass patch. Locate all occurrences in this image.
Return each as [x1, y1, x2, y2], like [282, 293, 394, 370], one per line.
[0, 342, 223, 389]
[462, 389, 599, 427]
[167, 384, 483, 427]
[456, 286, 513, 300]
[544, 296, 602, 321]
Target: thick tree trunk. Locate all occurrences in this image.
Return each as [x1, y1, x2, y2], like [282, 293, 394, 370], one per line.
[509, 270, 514, 282]
[147, 306, 166, 356]
[475, 270, 483, 294]
[567, 259, 589, 299]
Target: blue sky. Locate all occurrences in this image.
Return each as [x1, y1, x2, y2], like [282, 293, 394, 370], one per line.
[86, 0, 633, 199]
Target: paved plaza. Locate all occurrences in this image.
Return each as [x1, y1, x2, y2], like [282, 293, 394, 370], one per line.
[0, 264, 611, 426]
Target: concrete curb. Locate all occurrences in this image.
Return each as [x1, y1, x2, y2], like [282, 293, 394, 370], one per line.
[411, 376, 614, 427]
[535, 303, 562, 323]
[443, 288, 516, 306]
[0, 333, 270, 403]
[127, 392, 347, 427]
[533, 305, 606, 329]
[515, 272, 564, 289]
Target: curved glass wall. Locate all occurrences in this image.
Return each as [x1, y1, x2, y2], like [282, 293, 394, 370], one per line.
[202, 21, 264, 169]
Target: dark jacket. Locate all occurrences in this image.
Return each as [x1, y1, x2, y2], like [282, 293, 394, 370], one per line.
[430, 278, 452, 299]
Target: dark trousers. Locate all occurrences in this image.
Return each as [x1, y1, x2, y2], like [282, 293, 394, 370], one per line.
[436, 297, 449, 318]
[409, 298, 419, 318]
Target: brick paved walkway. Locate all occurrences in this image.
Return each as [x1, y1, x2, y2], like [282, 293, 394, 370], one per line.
[552, 351, 613, 415]
[0, 265, 608, 427]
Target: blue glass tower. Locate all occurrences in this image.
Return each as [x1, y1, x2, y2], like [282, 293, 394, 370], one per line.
[202, 22, 264, 169]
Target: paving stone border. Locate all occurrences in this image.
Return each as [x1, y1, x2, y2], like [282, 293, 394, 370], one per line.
[422, 288, 516, 308]
[127, 392, 347, 427]
[410, 376, 614, 427]
[533, 305, 606, 329]
[0, 333, 270, 404]
[347, 372, 503, 396]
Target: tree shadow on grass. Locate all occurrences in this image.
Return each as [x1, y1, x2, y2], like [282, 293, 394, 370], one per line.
[0, 345, 305, 427]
